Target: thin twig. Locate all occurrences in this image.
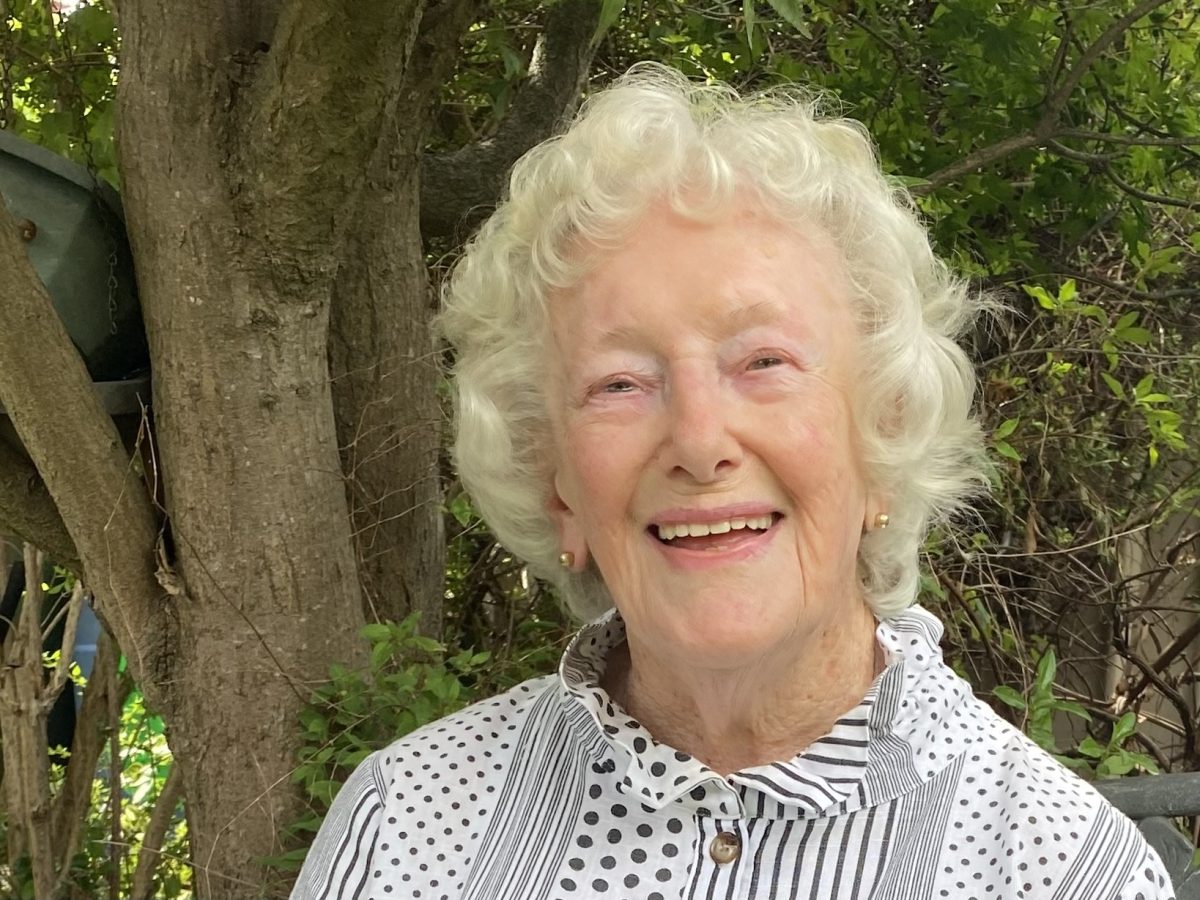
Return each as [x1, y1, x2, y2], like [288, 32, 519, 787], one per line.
[1059, 128, 1200, 147]
[108, 657, 123, 900]
[46, 579, 85, 699]
[129, 763, 184, 900]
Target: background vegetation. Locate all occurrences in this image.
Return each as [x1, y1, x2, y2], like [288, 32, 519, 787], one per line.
[0, 0, 1197, 896]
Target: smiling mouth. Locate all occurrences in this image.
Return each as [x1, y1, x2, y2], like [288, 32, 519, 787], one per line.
[649, 514, 783, 551]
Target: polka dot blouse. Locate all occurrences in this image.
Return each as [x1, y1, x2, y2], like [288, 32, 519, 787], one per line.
[292, 606, 1173, 899]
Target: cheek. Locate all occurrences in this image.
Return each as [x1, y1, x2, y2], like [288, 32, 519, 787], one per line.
[563, 426, 639, 519]
[773, 401, 863, 502]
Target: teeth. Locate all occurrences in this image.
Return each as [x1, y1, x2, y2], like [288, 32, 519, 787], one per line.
[655, 514, 775, 541]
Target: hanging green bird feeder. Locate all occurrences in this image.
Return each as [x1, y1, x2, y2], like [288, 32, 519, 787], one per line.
[0, 129, 149, 415]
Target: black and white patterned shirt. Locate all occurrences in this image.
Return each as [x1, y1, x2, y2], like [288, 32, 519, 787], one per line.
[292, 606, 1172, 899]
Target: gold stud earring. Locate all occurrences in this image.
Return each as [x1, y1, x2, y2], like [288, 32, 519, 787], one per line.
[874, 513, 890, 531]
[559, 551, 575, 569]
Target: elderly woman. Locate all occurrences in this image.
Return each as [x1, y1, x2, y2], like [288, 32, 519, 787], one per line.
[293, 66, 1171, 900]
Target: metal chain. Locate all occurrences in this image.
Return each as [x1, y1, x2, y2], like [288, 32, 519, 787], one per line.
[49, 0, 121, 335]
[0, 0, 16, 130]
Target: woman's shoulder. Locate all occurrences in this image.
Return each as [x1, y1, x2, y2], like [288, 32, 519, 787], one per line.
[372, 672, 561, 772]
[946, 693, 1172, 897]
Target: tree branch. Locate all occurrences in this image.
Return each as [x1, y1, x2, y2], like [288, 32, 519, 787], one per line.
[0, 545, 55, 899]
[1041, 0, 1175, 123]
[1107, 168, 1200, 210]
[1046, 270, 1200, 302]
[50, 630, 124, 893]
[1059, 128, 1200, 147]
[237, 0, 427, 281]
[130, 761, 183, 900]
[420, 0, 604, 240]
[0, 203, 167, 690]
[0, 429, 79, 570]
[326, 0, 477, 629]
[914, 0, 1177, 194]
[914, 132, 1040, 195]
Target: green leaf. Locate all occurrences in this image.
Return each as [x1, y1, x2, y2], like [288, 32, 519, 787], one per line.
[1111, 711, 1137, 745]
[1077, 736, 1106, 758]
[1097, 751, 1136, 778]
[1053, 700, 1092, 722]
[1024, 284, 1057, 310]
[993, 418, 1019, 440]
[1054, 754, 1093, 772]
[360, 623, 392, 643]
[1100, 372, 1126, 400]
[1114, 311, 1140, 331]
[743, 0, 759, 57]
[448, 493, 475, 528]
[764, 0, 812, 37]
[994, 440, 1021, 462]
[370, 641, 392, 672]
[992, 685, 1026, 709]
[1118, 327, 1152, 346]
[1035, 649, 1056, 694]
[593, 0, 626, 43]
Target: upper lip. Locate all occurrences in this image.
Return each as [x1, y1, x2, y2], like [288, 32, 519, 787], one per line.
[648, 502, 782, 528]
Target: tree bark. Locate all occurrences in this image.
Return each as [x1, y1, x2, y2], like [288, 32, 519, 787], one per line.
[420, 0, 603, 240]
[326, 0, 481, 630]
[329, 164, 444, 630]
[109, 0, 424, 893]
[0, 547, 56, 900]
[0, 427, 79, 571]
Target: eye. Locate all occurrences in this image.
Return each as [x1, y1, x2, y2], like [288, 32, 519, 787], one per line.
[748, 355, 785, 371]
[600, 379, 638, 394]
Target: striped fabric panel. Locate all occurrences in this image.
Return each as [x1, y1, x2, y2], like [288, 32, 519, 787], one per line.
[292, 753, 384, 900]
[1052, 803, 1146, 900]
[869, 753, 964, 900]
[861, 663, 923, 803]
[684, 802, 895, 899]
[732, 706, 874, 816]
[460, 688, 588, 900]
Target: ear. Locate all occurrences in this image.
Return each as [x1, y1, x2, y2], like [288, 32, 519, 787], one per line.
[548, 472, 589, 572]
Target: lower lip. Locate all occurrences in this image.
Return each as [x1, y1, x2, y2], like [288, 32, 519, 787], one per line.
[647, 520, 780, 571]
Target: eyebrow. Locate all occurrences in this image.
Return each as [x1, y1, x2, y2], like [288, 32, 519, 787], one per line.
[595, 299, 787, 350]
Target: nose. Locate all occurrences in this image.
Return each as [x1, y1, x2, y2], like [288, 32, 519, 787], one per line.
[660, 370, 742, 483]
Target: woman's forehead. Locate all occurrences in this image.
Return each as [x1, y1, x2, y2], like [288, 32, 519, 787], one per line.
[550, 204, 852, 338]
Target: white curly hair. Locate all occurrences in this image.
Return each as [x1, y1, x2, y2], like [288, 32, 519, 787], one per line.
[437, 63, 989, 620]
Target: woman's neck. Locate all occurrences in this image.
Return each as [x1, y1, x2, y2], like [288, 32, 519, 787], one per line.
[601, 601, 881, 776]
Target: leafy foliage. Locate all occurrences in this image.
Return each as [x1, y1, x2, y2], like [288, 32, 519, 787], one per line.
[0, 676, 190, 899]
[268, 617, 492, 874]
[0, 0, 119, 184]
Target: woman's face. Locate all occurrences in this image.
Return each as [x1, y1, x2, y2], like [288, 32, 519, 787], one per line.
[548, 201, 880, 669]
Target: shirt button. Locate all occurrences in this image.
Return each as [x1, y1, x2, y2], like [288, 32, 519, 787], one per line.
[709, 831, 741, 865]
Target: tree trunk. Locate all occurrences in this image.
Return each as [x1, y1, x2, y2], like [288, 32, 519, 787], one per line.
[109, 2, 427, 893]
[329, 162, 444, 631]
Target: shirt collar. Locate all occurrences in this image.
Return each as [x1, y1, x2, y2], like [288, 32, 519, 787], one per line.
[559, 605, 973, 818]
